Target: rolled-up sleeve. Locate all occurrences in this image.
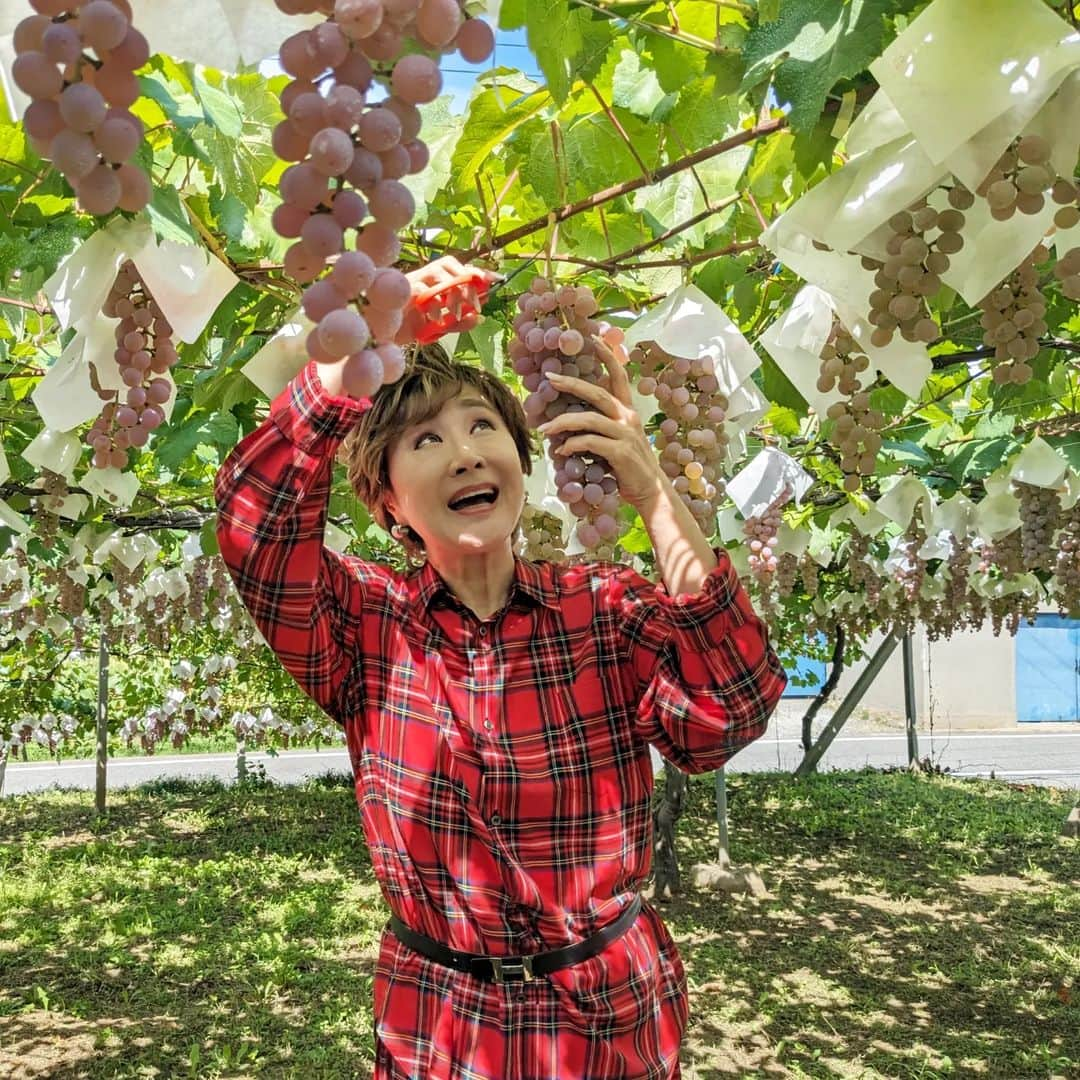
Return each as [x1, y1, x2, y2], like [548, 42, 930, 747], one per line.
[611, 550, 787, 773]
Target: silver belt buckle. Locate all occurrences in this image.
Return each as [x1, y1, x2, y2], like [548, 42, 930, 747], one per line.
[489, 955, 534, 984]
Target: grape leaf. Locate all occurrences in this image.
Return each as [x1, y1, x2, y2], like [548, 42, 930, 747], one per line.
[742, 0, 898, 131]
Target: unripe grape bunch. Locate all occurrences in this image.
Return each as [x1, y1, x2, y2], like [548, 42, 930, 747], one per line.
[861, 183, 971, 347]
[270, 0, 495, 399]
[1054, 503, 1080, 613]
[978, 244, 1050, 385]
[1014, 480, 1061, 573]
[978, 134, 1060, 221]
[519, 504, 567, 564]
[12, 0, 151, 215]
[1048, 172, 1080, 302]
[743, 486, 790, 584]
[511, 276, 625, 554]
[631, 340, 729, 536]
[83, 260, 176, 470]
[817, 319, 886, 492]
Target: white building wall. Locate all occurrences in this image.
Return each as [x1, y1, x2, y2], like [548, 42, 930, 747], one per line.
[831, 625, 1018, 729]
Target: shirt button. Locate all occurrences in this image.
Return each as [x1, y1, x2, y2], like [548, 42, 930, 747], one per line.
[490, 813, 502, 827]
[484, 719, 494, 731]
[479, 626, 487, 637]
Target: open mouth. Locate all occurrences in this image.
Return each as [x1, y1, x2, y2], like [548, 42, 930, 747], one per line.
[448, 486, 499, 512]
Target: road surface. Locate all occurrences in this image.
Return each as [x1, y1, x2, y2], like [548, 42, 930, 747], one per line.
[4, 728, 1079, 797]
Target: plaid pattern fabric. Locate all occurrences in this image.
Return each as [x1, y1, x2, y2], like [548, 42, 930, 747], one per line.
[215, 361, 787, 1079]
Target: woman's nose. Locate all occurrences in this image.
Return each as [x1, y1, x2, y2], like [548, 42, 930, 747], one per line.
[450, 443, 484, 473]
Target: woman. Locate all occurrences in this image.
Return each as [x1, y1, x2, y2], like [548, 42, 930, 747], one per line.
[214, 258, 786, 1079]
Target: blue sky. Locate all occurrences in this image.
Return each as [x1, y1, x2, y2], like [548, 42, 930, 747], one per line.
[440, 26, 541, 111]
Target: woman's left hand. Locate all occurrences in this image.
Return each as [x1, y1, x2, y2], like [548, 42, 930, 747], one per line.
[537, 335, 664, 512]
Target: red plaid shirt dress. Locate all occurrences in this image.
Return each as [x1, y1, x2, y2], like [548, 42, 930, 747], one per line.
[214, 361, 787, 1079]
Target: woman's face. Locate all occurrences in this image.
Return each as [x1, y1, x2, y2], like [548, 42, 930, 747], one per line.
[384, 388, 525, 560]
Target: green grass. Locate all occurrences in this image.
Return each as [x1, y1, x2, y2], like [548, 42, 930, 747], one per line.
[1, 770, 1077, 1079]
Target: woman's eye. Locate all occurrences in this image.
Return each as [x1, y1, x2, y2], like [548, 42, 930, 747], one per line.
[473, 418, 494, 431]
[415, 432, 438, 448]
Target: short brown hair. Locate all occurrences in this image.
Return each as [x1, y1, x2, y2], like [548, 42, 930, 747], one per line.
[342, 343, 533, 546]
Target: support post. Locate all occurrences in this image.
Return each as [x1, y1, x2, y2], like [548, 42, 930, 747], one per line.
[795, 633, 900, 778]
[715, 766, 730, 868]
[902, 633, 920, 766]
[95, 623, 109, 816]
[236, 738, 247, 783]
[652, 762, 688, 901]
[0, 753, 7, 798]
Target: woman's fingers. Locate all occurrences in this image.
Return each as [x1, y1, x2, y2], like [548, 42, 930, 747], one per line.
[546, 371, 625, 420]
[538, 409, 625, 441]
[591, 335, 633, 408]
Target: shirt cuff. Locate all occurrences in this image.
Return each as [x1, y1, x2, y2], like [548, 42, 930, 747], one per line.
[269, 360, 372, 455]
[652, 548, 743, 632]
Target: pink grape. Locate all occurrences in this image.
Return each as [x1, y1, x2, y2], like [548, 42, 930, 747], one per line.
[284, 242, 326, 283]
[301, 213, 345, 257]
[357, 107, 401, 152]
[376, 342, 406, 383]
[455, 19, 495, 63]
[302, 279, 349, 321]
[272, 202, 310, 238]
[416, 0, 463, 48]
[334, 0, 384, 40]
[109, 27, 151, 71]
[404, 139, 429, 174]
[330, 250, 377, 298]
[368, 179, 414, 229]
[363, 302, 403, 342]
[279, 31, 324, 81]
[326, 84, 366, 129]
[128, 426, 150, 448]
[147, 379, 171, 404]
[96, 62, 140, 108]
[333, 50, 373, 91]
[355, 222, 401, 266]
[330, 189, 367, 228]
[59, 83, 108, 134]
[344, 146, 383, 189]
[94, 112, 141, 162]
[116, 164, 151, 211]
[318, 308, 370, 357]
[378, 144, 410, 180]
[390, 54, 442, 105]
[341, 348, 384, 397]
[367, 267, 410, 308]
[381, 97, 421, 140]
[49, 130, 99, 180]
[76, 165, 122, 215]
[289, 91, 328, 136]
[80, 1, 130, 52]
[116, 406, 138, 428]
[280, 163, 329, 210]
[272, 119, 311, 162]
[309, 127, 355, 176]
[127, 386, 147, 408]
[311, 21, 349, 69]
[13, 15, 50, 53]
[357, 24, 402, 62]
[41, 23, 81, 65]
[13, 52, 63, 99]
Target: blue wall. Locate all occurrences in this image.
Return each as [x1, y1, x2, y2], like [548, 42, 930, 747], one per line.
[1015, 613, 1080, 723]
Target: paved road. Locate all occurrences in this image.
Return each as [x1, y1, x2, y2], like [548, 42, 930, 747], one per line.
[4, 729, 1079, 797]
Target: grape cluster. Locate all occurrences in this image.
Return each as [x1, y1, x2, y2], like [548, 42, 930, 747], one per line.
[848, 533, 882, 608]
[632, 341, 729, 535]
[33, 468, 67, 549]
[519, 504, 567, 564]
[798, 553, 820, 597]
[512, 276, 625, 554]
[13, 0, 151, 215]
[818, 320, 886, 492]
[743, 487, 789, 582]
[1054, 503, 1080, 612]
[83, 260, 175, 470]
[271, 0, 494, 398]
[978, 134, 1057, 221]
[977, 528, 1023, 577]
[775, 552, 799, 597]
[978, 245, 1049, 384]
[1015, 481, 1061, 572]
[1049, 175, 1080, 300]
[863, 186, 970, 347]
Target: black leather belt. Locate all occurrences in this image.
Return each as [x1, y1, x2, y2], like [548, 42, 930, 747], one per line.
[388, 894, 643, 984]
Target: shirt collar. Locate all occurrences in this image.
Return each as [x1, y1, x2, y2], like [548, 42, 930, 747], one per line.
[412, 556, 560, 614]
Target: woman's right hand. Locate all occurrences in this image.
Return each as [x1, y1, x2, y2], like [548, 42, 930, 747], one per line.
[396, 255, 500, 345]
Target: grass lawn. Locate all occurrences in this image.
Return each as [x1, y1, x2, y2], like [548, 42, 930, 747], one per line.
[1, 770, 1077, 1079]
